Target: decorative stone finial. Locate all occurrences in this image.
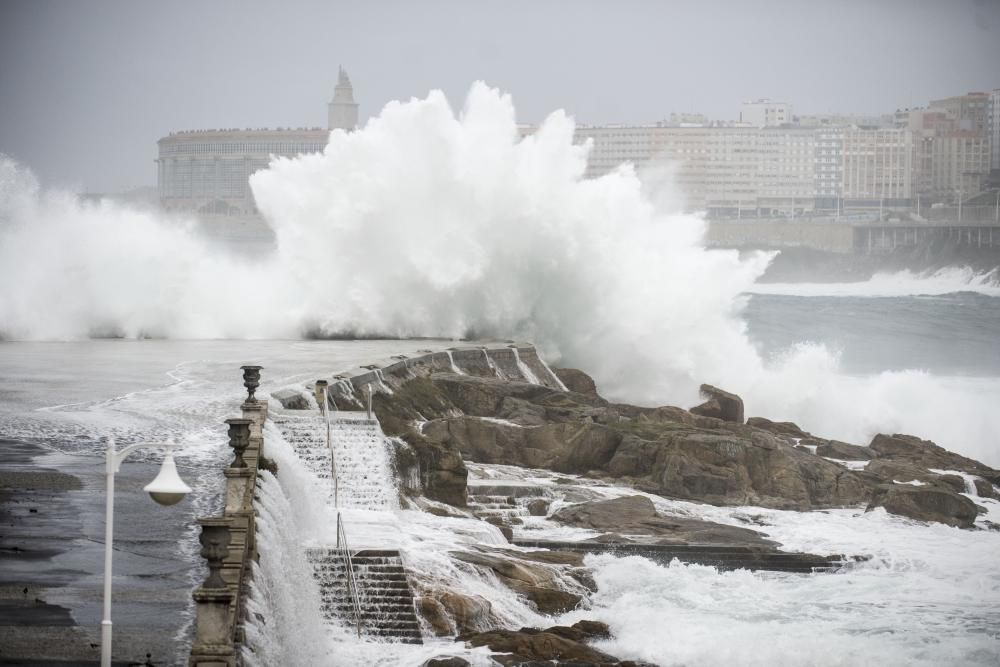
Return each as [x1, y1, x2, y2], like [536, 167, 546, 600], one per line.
[197, 519, 232, 589]
[225, 418, 252, 468]
[240, 365, 263, 403]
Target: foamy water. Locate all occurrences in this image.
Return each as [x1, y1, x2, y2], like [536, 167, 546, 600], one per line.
[2, 83, 999, 467]
[750, 267, 1000, 298]
[464, 464, 1000, 667]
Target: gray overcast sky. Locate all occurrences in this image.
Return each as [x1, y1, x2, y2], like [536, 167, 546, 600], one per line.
[1, 0, 998, 192]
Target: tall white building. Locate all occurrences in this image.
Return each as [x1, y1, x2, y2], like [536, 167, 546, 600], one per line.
[839, 128, 914, 203]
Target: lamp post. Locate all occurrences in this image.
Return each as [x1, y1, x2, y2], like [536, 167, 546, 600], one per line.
[101, 439, 191, 667]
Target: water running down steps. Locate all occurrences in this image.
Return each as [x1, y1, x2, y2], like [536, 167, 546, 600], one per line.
[308, 549, 423, 644]
[274, 412, 397, 511]
[275, 411, 423, 643]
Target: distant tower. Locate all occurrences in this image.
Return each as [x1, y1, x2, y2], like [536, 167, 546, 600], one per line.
[328, 66, 359, 131]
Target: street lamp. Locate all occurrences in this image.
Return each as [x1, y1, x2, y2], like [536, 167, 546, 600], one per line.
[101, 438, 191, 667]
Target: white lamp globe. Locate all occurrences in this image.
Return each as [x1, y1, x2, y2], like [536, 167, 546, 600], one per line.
[143, 453, 191, 506]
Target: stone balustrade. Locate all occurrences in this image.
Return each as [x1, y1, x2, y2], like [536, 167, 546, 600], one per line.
[189, 371, 268, 667]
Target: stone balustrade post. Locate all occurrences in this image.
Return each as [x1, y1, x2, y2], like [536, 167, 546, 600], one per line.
[189, 519, 236, 667]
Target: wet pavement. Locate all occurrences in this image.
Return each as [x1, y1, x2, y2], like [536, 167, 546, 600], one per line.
[1, 438, 195, 666]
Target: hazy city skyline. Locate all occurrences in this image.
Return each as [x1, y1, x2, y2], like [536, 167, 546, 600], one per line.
[1, 0, 998, 192]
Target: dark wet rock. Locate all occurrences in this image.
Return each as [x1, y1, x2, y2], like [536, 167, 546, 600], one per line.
[606, 428, 873, 510]
[814, 440, 875, 461]
[553, 368, 601, 398]
[370, 369, 997, 520]
[423, 416, 622, 475]
[459, 627, 620, 665]
[421, 657, 470, 667]
[508, 549, 586, 567]
[552, 495, 777, 546]
[459, 621, 654, 666]
[974, 479, 996, 499]
[498, 397, 549, 426]
[271, 387, 311, 410]
[869, 433, 1000, 484]
[417, 596, 453, 636]
[864, 460, 966, 493]
[450, 549, 581, 614]
[415, 590, 493, 636]
[690, 384, 744, 424]
[866, 484, 979, 528]
[526, 498, 550, 516]
[517, 586, 581, 614]
[746, 417, 811, 439]
[412, 375, 875, 510]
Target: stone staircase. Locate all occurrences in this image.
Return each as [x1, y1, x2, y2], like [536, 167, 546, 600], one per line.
[308, 548, 423, 644]
[278, 412, 420, 642]
[467, 491, 529, 535]
[274, 412, 396, 510]
[467, 483, 552, 538]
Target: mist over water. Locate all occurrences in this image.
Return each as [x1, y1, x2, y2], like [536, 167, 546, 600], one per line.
[1, 83, 998, 464]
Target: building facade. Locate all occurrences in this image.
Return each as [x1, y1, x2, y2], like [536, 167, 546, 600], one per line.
[739, 99, 792, 127]
[838, 128, 914, 205]
[990, 88, 1000, 172]
[157, 68, 358, 215]
[157, 128, 329, 215]
[929, 92, 990, 133]
[927, 131, 991, 201]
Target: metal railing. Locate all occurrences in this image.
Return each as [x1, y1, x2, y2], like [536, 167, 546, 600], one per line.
[335, 512, 363, 639]
[321, 386, 339, 508]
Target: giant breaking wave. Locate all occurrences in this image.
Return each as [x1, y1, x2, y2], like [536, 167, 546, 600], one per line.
[1, 83, 998, 464]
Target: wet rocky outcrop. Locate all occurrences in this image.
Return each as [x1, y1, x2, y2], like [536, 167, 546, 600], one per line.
[745, 420, 1000, 527]
[416, 591, 493, 636]
[868, 433, 1000, 484]
[813, 440, 875, 461]
[271, 387, 311, 410]
[866, 484, 980, 529]
[450, 548, 589, 614]
[322, 348, 998, 528]
[407, 374, 874, 511]
[551, 495, 777, 546]
[690, 383, 745, 424]
[457, 620, 653, 666]
[552, 367, 599, 397]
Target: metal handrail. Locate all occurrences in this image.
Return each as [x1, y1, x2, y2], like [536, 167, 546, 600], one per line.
[336, 512, 363, 639]
[322, 386, 339, 508]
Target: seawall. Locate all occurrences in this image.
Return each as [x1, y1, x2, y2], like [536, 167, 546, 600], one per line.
[188, 397, 268, 667]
